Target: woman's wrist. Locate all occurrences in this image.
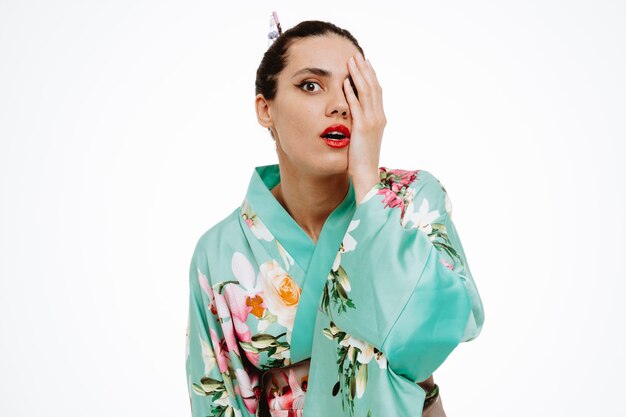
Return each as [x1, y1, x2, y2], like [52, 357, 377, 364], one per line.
[352, 169, 380, 204]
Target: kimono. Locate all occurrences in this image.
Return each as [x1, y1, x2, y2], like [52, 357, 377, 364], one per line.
[186, 164, 484, 417]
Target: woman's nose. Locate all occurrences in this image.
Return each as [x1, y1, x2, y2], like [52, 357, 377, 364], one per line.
[327, 88, 350, 118]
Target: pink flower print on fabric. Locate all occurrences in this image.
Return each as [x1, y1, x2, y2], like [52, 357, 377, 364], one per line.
[197, 260, 262, 366]
[267, 369, 307, 414]
[440, 258, 454, 270]
[223, 253, 264, 323]
[235, 368, 261, 415]
[268, 410, 303, 417]
[376, 167, 419, 216]
[287, 369, 306, 411]
[198, 270, 233, 330]
[197, 270, 230, 319]
[378, 188, 404, 210]
[242, 200, 274, 241]
[209, 328, 230, 373]
[222, 252, 265, 365]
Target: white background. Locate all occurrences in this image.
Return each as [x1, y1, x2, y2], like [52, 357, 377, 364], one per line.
[1, 1, 624, 416]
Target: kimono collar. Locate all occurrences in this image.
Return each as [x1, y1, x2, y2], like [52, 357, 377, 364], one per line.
[243, 164, 355, 271]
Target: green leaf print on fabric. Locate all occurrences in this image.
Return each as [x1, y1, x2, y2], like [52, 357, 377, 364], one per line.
[320, 220, 360, 317]
[428, 222, 465, 271]
[239, 332, 290, 369]
[323, 321, 387, 416]
[321, 265, 356, 315]
[191, 373, 239, 417]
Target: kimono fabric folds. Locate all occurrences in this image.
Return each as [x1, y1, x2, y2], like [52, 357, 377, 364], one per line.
[186, 164, 484, 417]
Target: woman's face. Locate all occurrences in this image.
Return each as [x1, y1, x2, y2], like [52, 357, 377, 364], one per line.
[256, 34, 361, 177]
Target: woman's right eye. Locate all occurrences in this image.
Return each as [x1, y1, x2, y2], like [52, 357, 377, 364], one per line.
[298, 81, 321, 93]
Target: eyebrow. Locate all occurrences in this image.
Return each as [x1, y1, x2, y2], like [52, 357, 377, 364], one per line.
[290, 67, 332, 79]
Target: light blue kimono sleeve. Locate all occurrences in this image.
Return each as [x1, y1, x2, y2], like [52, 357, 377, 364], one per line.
[305, 168, 484, 417]
[379, 170, 485, 383]
[185, 237, 259, 417]
[305, 169, 485, 417]
[326, 169, 484, 375]
[186, 243, 228, 416]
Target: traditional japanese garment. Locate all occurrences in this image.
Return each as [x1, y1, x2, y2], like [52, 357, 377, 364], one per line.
[186, 164, 484, 417]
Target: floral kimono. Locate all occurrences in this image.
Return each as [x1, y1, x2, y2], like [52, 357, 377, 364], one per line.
[186, 164, 484, 417]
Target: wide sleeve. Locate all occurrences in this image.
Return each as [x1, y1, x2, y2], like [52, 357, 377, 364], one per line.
[435, 182, 485, 342]
[295, 169, 486, 416]
[185, 240, 261, 417]
[326, 169, 484, 385]
[380, 170, 484, 382]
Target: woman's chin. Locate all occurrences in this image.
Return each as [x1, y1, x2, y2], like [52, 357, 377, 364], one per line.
[279, 152, 348, 177]
[308, 155, 349, 176]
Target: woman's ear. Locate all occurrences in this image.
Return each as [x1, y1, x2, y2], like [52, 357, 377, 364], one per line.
[255, 94, 273, 129]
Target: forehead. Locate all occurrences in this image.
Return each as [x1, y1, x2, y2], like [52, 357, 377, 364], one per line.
[283, 35, 360, 75]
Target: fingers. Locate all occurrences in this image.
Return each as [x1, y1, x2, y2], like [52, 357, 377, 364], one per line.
[356, 55, 380, 93]
[343, 77, 361, 119]
[347, 56, 368, 99]
[350, 55, 382, 95]
[346, 53, 385, 125]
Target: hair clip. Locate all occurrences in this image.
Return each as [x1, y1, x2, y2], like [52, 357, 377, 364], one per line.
[267, 11, 282, 46]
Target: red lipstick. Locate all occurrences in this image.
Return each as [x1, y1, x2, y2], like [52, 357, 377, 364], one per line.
[320, 124, 351, 149]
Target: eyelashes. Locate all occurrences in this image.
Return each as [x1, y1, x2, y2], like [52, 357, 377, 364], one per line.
[297, 81, 321, 93]
[296, 78, 358, 99]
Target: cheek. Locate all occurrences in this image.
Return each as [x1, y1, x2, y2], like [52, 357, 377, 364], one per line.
[283, 107, 316, 134]
[273, 96, 321, 143]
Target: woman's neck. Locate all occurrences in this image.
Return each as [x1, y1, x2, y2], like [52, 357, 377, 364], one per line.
[271, 165, 350, 244]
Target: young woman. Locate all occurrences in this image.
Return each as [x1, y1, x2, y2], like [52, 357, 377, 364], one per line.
[186, 19, 484, 417]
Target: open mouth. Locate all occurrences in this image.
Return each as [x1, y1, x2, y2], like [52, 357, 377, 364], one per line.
[322, 131, 348, 140]
[320, 124, 351, 148]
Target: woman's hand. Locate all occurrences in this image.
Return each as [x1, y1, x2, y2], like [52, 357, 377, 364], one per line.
[343, 53, 386, 203]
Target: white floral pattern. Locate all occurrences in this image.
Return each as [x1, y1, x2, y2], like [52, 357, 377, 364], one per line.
[402, 197, 441, 234]
[259, 260, 302, 342]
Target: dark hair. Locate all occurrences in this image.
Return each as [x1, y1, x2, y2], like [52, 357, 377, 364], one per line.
[255, 20, 364, 100]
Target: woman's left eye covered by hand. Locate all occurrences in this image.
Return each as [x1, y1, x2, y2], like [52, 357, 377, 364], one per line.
[298, 81, 321, 93]
[347, 75, 358, 99]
